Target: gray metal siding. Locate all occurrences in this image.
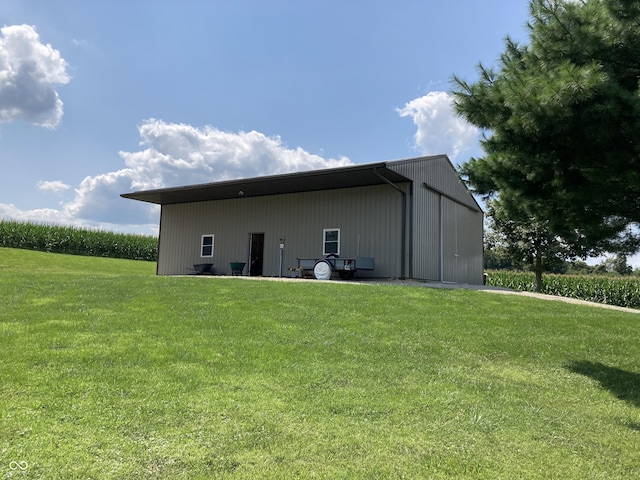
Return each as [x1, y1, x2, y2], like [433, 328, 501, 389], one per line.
[441, 198, 484, 284]
[388, 156, 481, 211]
[154, 155, 483, 283]
[410, 188, 442, 281]
[388, 155, 484, 283]
[157, 184, 405, 277]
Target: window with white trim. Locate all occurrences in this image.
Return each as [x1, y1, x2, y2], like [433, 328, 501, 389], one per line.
[323, 228, 340, 256]
[201, 234, 214, 257]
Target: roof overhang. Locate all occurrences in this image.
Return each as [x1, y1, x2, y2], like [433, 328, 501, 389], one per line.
[121, 162, 411, 205]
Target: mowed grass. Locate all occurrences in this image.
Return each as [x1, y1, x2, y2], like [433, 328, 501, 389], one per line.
[1, 248, 639, 479]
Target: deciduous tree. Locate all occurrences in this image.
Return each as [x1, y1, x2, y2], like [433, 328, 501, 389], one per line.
[485, 199, 571, 291]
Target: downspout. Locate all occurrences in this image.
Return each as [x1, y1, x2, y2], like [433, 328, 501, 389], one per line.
[439, 194, 444, 282]
[373, 168, 407, 280]
[156, 206, 163, 276]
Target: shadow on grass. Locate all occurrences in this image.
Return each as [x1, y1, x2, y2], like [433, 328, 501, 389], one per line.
[566, 360, 640, 408]
[624, 421, 640, 431]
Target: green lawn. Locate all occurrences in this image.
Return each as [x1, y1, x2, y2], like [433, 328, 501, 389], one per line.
[1, 247, 639, 479]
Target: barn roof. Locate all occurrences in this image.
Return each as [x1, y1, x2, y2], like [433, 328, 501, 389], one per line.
[121, 162, 411, 205]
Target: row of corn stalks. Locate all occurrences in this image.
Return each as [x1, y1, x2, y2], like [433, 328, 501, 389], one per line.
[0, 220, 158, 261]
[485, 270, 640, 309]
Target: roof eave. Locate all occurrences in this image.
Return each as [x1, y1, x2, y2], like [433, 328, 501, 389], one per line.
[120, 162, 410, 205]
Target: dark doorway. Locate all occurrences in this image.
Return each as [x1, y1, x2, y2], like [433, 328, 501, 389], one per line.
[249, 233, 264, 276]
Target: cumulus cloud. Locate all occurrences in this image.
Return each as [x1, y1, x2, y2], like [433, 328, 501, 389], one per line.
[0, 24, 70, 128]
[120, 119, 352, 189]
[0, 202, 85, 231]
[37, 180, 70, 194]
[397, 91, 480, 162]
[65, 168, 162, 226]
[1, 120, 352, 233]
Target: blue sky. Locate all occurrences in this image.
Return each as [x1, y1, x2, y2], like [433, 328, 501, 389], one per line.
[1, 1, 635, 266]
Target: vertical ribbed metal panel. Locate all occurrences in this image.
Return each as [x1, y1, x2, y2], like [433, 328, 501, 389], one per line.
[406, 187, 441, 281]
[389, 156, 480, 209]
[157, 184, 404, 277]
[441, 198, 458, 282]
[440, 198, 484, 283]
[387, 155, 483, 283]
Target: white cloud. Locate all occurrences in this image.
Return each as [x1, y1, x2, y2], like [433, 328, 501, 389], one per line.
[397, 91, 480, 163]
[37, 180, 70, 194]
[0, 24, 70, 128]
[0, 203, 67, 223]
[120, 119, 352, 188]
[1, 120, 352, 233]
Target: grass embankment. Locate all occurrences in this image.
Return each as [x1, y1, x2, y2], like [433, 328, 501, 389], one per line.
[1, 247, 639, 478]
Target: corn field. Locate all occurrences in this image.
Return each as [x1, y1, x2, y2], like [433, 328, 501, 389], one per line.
[486, 270, 640, 309]
[0, 220, 157, 261]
